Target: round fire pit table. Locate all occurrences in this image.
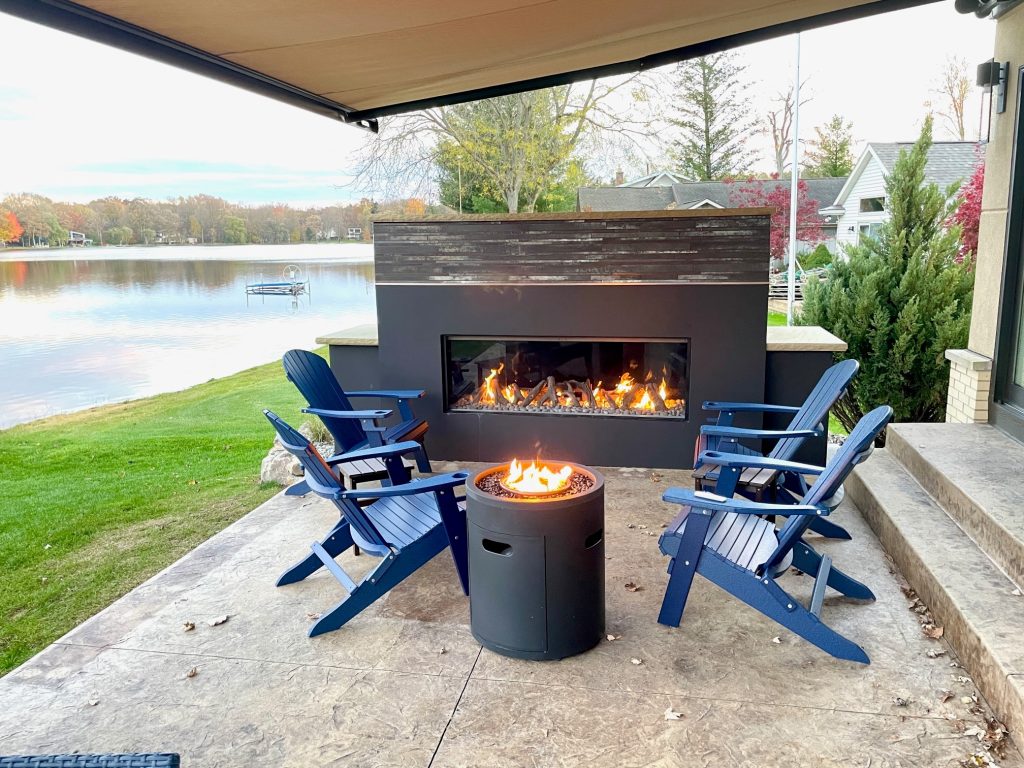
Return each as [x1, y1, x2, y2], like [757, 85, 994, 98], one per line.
[465, 461, 605, 660]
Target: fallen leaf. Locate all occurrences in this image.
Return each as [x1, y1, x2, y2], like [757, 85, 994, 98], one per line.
[650, 473, 663, 482]
[43, 543, 52, 550]
[1012, 588, 1022, 597]
[955, 676, 974, 685]
[185, 667, 198, 679]
[637, 524, 648, 530]
[306, 613, 321, 621]
[771, 636, 781, 644]
[664, 706, 684, 720]
[439, 647, 447, 655]
[624, 582, 642, 593]
[961, 696, 975, 705]
[923, 624, 944, 639]
[87, 698, 99, 707]
[182, 621, 196, 632]
[208, 615, 230, 627]
[892, 697, 909, 707]
[939, 690, 954, 703]
[926, 648, 947, 659]
[630, 657, 643, 665]
[606, 634, 621, 642]
[626, 523, 636, 529]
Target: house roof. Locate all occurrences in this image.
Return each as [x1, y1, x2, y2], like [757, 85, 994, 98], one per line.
[0, 0, 936, 129]
[618, 171, 688, 188]
[831, 141, 982, 208]
[578, 176, 848, 222]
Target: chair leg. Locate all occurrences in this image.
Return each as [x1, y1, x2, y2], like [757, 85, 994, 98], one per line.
[308, 529, 447, 637]
[700, 553, 869, 663]
[791, 540, 875, 601]
[277, 519, 354, 586]
[807, 516, 852, 540]
[657, 513, 711, 627]
[414, 441, 432, 474]
[285, 479, 310, 497]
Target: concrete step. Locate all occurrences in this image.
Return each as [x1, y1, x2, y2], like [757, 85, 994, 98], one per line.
[887, 423, 1024, 590]
[847, 448, 1024, 736]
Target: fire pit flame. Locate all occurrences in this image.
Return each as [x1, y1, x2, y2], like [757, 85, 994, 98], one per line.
[501, 458, 573, 495]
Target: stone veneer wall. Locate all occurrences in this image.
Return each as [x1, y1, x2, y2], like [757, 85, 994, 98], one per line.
[946, 5, 1022, 423]
[945, 349, 993, 423]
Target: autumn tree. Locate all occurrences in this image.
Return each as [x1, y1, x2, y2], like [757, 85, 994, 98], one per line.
[668, 53, 757, 180]
[727, 175, 825, 265]
[0, 210, 23, 244]
[354, 77, 656, 213]
[929, 56, 972, 141]
[765, 83, 811, 177]
[947, 159, 984, 264]
[803, 115, 855, 177]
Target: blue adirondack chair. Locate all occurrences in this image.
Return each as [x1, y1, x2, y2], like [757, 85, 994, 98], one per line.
[658, 405, 892, 664]
[264, 410, 469, 637]
[282, 349, 431, 497]
[692, 358, 859, 540]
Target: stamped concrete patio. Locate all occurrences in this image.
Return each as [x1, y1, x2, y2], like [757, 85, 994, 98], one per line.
[1, 463, 1020, 767]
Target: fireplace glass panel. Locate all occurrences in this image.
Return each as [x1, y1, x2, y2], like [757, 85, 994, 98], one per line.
[445, 337, 688, 419]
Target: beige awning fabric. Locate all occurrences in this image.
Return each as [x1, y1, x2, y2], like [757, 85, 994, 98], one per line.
[3, 0, 933, 127]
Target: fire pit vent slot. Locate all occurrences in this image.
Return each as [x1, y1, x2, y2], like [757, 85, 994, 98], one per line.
[584, 529, 603, 549]
[482, 539, 512, 556]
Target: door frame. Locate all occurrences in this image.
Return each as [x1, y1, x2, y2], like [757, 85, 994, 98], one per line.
[992, 64, 1024, 441]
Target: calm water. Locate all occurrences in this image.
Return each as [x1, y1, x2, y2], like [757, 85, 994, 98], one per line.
[0, 244, 376, 428]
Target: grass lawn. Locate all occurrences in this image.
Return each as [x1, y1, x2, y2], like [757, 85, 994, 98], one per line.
[767, 310, 787, 326]
[0, 353, 314, 675]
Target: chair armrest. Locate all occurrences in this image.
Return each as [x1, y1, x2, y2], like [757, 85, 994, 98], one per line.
[341, 471, 469, 499]
[325, 440, 424, 464]
[699, 425, 820, 440]
[662, 487, 828, 516]
[302, 407, 393, 420]
[699, 451, 825, 475]
[702, 401, 802, 414]
[346, 389, 426, 399]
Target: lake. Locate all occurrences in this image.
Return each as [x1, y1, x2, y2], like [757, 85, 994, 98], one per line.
[0, 243, 377, 429]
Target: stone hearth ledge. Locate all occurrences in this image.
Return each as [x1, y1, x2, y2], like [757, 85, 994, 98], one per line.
[316, 323, 847, 353]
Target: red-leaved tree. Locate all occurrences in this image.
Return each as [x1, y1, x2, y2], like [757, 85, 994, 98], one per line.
[0, 210, 23, 244]
[947, 160, 983, 265]
[726, 174, 824, 265]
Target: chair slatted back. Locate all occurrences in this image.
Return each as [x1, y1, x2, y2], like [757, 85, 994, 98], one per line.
[768, 359, 859, 461]
[263, 410, 388, 550]
[282, 350, 366, 452]
[762, 405, 892, 573]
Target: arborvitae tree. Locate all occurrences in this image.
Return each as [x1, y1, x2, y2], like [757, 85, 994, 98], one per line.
[799, 117, 973, 438]
[803, 115, 855, 177]
[668, 53, 756, 180]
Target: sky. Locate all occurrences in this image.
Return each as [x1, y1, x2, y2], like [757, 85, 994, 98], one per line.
[0, 3, 998, 207]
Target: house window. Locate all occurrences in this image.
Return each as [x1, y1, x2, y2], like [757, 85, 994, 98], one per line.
[859, 223, 883, 241]
[859, 197, 885, 212]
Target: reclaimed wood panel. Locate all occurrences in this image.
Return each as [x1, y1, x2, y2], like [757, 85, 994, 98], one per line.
[373, 211, 770, 285]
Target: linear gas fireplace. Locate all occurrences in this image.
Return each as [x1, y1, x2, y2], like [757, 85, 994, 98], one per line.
[445, 337, 689, 419]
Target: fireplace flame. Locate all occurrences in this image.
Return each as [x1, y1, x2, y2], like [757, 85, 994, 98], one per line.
[504, 458, 573, 494]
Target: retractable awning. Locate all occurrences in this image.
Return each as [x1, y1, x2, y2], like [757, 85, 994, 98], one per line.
[1, 0, 935, 130]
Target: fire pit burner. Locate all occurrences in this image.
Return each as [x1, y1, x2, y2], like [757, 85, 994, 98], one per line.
[467, 461, 605, 660]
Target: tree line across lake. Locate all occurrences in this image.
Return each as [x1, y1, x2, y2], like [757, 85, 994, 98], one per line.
[0, 193, 443, 248]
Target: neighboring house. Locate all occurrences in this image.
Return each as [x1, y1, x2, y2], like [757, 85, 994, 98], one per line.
[577, 175, 847, 254]
[347, 227, 363, 240]
[823, 141, 981, 249]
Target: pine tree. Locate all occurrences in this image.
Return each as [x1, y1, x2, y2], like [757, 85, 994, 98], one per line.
[799, 117, 973, 438]
[668, 53, 756, 180]
[803, 115, 855, 177]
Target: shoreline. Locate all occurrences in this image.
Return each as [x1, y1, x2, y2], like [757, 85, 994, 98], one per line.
[0, 242, 375, 263]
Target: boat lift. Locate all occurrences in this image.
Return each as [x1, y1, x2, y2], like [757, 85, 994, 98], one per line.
[246, 265, 310, 297]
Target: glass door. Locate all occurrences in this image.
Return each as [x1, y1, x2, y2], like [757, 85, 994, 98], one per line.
[997, 66, 1024, 413]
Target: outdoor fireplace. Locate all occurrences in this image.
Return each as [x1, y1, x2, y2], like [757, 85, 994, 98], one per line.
[445, 337, 689, 419]
[466, 460, 605, 660]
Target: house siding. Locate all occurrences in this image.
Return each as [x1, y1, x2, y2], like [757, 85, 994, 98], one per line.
[835, 157, 887, 249]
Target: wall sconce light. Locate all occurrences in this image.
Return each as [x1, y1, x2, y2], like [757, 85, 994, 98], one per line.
[847, 226, 855, 233]
[977, 59, 1009, 114]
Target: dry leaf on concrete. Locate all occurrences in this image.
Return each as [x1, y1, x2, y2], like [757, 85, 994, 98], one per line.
[939, 690, 954, 703]
[664, 707, 684, 720]
[208, 615, 230, 627]
[184, 667, 198, 679]
[626, 523, 636, 529]
[771, 636, 781, 644]
[182, 621, 195, 632]
[892, 697, 909, 707]
[922, 624, 944, 639]
[439, 647, 447, 655]
[926, 648, 947, 658]
[306, 613, 321, 621]
[606, 634, 621, 642]
[630, 658, 643, 665]
[1012, 588, 1022, 597]
[637, 524, 648, 530]
[624, 582, 642, 593]
[86, 698, 99, 707]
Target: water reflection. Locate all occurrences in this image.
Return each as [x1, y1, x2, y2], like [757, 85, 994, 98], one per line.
[0, 244, 377, 428]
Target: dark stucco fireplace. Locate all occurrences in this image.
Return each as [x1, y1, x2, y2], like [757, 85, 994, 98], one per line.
[325, 210, 772, 469]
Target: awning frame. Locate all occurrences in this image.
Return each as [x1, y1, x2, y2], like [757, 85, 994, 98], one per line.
[1, 0, 937, 130]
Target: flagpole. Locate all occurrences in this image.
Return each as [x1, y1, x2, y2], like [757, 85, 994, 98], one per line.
[787, 32, 802, 326]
